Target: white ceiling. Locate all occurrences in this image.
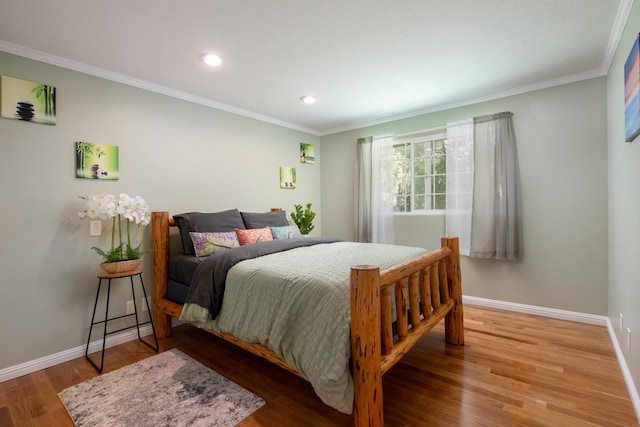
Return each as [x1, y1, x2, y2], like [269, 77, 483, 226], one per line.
[0, 0, 631, 135]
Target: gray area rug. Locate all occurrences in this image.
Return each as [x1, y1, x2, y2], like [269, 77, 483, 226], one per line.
[58, 349, 265, 427]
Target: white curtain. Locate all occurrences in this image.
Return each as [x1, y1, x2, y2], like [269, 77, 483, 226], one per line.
[355, 136, 395, 244]
[446, 112, 520, 260]
[371, 136, 395, 243]
[445, 119, 474, 256]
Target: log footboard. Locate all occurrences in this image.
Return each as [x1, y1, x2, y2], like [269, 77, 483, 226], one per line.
[151, 211, 463, 427]
[350, 237, 463, 426]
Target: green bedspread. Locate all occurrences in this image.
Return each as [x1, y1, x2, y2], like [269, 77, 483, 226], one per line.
[180, 241, 428, 414]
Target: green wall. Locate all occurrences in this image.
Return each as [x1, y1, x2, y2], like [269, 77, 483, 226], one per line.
[321, 77, 608, 315]
[0, 51, 320, 370]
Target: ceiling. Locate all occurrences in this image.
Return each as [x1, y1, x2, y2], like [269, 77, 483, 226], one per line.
[0, 0, 631, 135]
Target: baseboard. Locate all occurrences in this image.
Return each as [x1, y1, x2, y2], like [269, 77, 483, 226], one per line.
[606, 319, 640, 421]
[464, 295, 639, 421]
[462, 295, 608, 325]
[0, 325, 154, 383]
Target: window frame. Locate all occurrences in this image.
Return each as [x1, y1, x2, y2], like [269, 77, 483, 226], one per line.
[392, 132, 447, 214]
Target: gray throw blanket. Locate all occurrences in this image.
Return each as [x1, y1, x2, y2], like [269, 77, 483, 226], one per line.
[183, 236, 342, 320]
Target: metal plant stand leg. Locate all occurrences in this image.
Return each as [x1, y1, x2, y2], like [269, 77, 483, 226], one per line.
[85, 269, 158, 373]
[131, 274, 159, 351]
[85, 277, 111, 373]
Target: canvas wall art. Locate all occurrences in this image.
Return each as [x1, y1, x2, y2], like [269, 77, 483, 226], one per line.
[300, 143, 315, 164]
[0, 75, 56, 125]
[624, 34, 640, 143]
[75, 142, 120, 180]
[280, 166, 296, 188]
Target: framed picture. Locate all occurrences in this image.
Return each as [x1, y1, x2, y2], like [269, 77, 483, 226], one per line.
[0, 75, 56, 125]
[280, 166, 296, 188]
[75, 142, 120, 180]
[624, 34, 640, 142]
[300, 143, 315, 164]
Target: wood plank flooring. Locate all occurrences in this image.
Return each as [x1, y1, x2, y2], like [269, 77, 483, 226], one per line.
[1, 305, 637, 426]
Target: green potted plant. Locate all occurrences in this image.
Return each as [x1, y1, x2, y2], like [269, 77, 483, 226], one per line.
[291, 203, 316, 235]
[78, 193, 153, 273]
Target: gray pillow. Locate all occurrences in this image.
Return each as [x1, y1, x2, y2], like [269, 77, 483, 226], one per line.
[241, 211, 288, 229]
[174, 209, 245, 255]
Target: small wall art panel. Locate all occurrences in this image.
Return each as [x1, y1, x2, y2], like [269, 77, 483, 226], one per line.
[75, 142, 119, 180]
[624, 34, 640, 142]
[0, 75, 56, 125]
[300, 143, 315, 163]
[280, 166, 296, 188]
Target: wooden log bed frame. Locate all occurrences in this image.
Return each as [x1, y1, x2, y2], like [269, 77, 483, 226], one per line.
[151, 211, 464, 426]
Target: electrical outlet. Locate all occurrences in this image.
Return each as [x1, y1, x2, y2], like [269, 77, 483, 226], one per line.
[89, 221, 101, 236]
[126, 300, 135, 315]
[627, 328, 632, 352]
[142, 296, 152, 312]
[620, 313, 624, 333]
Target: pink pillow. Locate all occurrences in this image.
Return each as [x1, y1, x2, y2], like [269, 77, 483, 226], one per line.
[235, 227, 274, 245]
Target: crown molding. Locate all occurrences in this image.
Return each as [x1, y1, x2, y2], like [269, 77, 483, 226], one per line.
[0, 40, 322, 136]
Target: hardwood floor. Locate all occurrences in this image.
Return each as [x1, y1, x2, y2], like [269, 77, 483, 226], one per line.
[1, 305, 638, 426]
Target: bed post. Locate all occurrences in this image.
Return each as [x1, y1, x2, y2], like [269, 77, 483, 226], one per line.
[442, 237, 464, 345]
[350, 265, 384, 427]
[152, 211, 172, 338]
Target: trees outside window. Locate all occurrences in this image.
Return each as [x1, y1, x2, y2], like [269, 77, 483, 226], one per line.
[392, 134, 446, 212]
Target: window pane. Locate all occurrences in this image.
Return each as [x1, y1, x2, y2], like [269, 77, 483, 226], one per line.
[433, 155, 446, 174]
[434, 174, 446, 193]
[414, 176, 425, 194]
[434, 194, 446, 209]
[414, 157, 425, 176]
[414, 194, 426, 210]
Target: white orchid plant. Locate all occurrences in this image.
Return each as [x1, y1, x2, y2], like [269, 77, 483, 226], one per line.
[78, 193, 152, 263]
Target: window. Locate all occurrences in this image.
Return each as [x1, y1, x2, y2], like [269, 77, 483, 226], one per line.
[392, 133, 446, 212]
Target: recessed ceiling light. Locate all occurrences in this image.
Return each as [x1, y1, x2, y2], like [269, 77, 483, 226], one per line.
[201, 54, 222, 66]
[300, 95, 317, 104]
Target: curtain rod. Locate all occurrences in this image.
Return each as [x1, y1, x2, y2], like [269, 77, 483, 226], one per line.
[393, 125, 446, 138]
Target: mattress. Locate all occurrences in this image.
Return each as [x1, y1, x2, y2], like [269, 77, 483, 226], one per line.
[179, 240, 428, 414]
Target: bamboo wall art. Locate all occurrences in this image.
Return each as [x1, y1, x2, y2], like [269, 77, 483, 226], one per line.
[300, 143, 314, 164]
[280, 166, 296, 188]
[0, 75, 56, 125]
[75, 142, 120, 180]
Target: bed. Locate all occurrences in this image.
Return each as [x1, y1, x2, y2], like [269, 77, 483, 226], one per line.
[151, 209, 464, 426]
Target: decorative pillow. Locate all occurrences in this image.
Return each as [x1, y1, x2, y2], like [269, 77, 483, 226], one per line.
[174, 209, 245, 255]
[189, 231, 239, 257]
[235, 227, 274, 245]
[270, 225, 302, 240]
[240, 211, 288, 229]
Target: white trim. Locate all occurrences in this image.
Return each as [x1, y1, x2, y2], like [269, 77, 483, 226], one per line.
[462, 295, 607, 325]
[394, 210, 445, 217]
[0, 325, 154, 383]
[606, 319, 640, 422]
[0, 24, 629, 140]
[319, 69, 605, 136]
[394, 126, 446, 139]
[0, 40, 321, 137]
[601, 0, 635, 74]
